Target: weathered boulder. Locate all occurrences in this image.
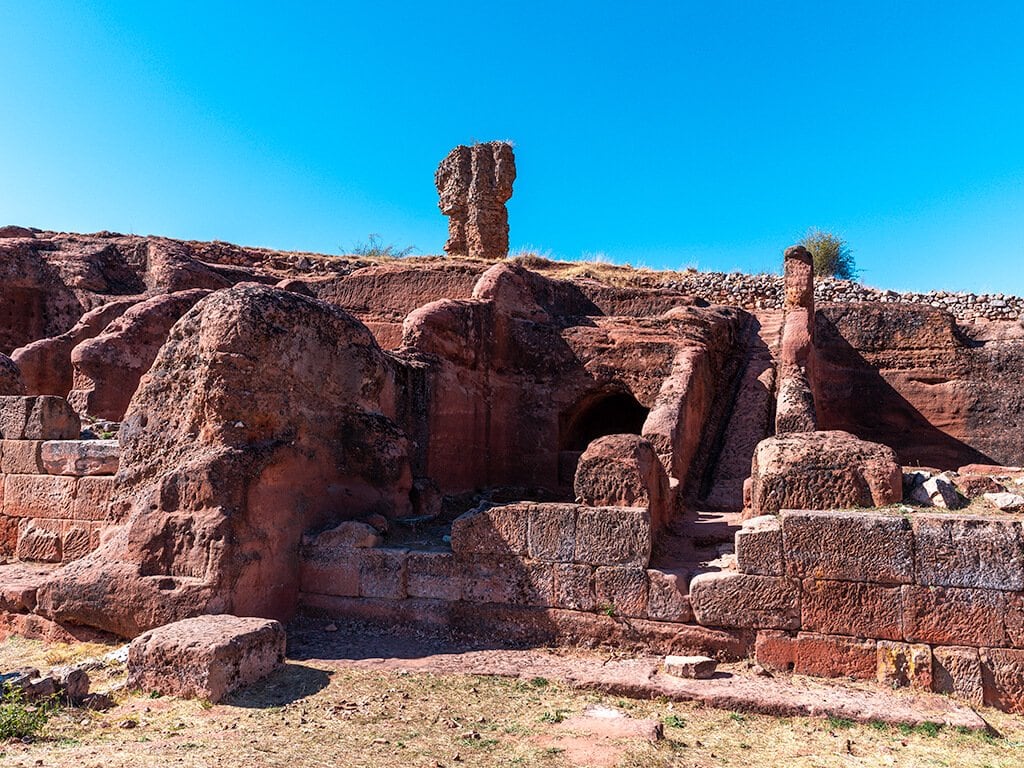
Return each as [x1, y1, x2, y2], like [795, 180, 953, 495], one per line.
[127, 615, 285, 703]
[68, 289, 211, 420]
[748, 431, 902, 516]
[435, 141, 516, 260]
[985, 492, 1024, 511]
[40, 440, 120, 476]
[909, 472, 963, 509]
[573, 434, 672, 533]
[36, 284, 414, 636]
[12, 299, 137, 397]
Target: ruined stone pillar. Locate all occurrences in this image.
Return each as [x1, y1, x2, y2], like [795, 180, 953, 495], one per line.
[435, 142, 516, 260]
[775, 245, 817, 433]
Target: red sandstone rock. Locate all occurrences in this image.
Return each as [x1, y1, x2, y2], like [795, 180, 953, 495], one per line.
[0, 396, 80, 440]
[801, 579, 903, 641]
[40, 440, 119, 476]
[36, 284, 415, 636]
[12, 299, 137, 397]
[594, 566, 648, 618]
[814, 303, 1024, 468]
[573, 434, 672, 533]
[689, 571, 801, 630]
[749, 431, 902, 516]
[782, 510, 913, 583]
[793, 633, 877, 680]
[0, 440, 45, 474]
[68, 289, 212, 420]
[901, 584, 1006, 647]
[734, 515, 782, 576]
[932, 646, 984, 706]
[912, 513, 1024, 590]
[0, 354, 25, 395]
[126, 615, 285, 703]
[646, 568, 692, 622]
[435, 142, 516, 260]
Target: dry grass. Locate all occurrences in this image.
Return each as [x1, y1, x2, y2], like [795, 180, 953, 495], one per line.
[2, 638, 1024, 767]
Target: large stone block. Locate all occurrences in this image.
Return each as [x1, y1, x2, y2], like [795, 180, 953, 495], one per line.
[750, 431, 902, 516]
[574, 506, 651, 567]
[0, 440, 45, 474]
[594, 566, 648, 619]
[40, 440, 120, 476]
[127, 615, 285, 703]
[3, 474, 77, 519]
[902, 585, 1006, 647]
[358, 548, 408, 600]
[71, 475, 115, 521]
[782, 510, 913, 584]
[573, 434, 672, 532]
[0, 396, 80, 440]
[298, 549, 360, 598]
[450, 503, 528, 559]
[734, 515, 783, 576]
[932, 646, 984, 706]
[552, 563, 596, 612]
[980, 648, 1024, 713]
[690, 572, 800, 630]
[912, 514, 1024, 590]
[406, 551, 463, 601]
[16, 519, 62, 562]
[462, 558, 553, 607]
[527, 503, 575, 562]
[755, 630, 797, 672]
[793, 633, 877, 680]
[801, 579, 903, 641]
[646, 568, 692, 622]
[877, 641, 932, 690]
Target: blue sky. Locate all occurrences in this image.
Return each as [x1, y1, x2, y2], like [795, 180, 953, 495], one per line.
[2, 1, 1022, 294]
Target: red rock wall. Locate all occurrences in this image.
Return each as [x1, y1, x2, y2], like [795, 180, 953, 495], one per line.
[814, 303, 1024, 468]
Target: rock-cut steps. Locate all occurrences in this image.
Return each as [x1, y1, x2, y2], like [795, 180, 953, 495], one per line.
[698, 310, 784, 512]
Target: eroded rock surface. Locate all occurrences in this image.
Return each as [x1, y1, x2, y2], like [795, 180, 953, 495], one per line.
[435, 142, 516, 260]
[36, 284, 415, 635]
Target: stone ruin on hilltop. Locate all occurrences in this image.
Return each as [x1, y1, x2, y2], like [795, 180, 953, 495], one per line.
[3, 152, 1024, 712]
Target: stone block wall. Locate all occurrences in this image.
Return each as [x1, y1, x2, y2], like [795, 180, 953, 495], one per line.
[691, 509, 1024, 712]
[0, 439, 118, 563]
[298, 502, 692, 625]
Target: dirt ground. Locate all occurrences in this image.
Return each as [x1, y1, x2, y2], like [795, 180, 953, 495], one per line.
[3, 625, 1024, 768]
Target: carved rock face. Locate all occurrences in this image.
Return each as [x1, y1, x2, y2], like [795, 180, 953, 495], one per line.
[435, 142, 516, 260]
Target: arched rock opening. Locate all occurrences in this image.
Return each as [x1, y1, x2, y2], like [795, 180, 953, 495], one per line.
[558, 390, 650, 485]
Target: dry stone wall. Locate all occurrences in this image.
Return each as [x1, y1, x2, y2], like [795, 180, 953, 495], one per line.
[659, 272, 1023, 322]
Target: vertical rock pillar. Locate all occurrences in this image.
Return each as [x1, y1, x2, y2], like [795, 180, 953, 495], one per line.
[775, 245, 817, 433]
[435, 142, 516, 260]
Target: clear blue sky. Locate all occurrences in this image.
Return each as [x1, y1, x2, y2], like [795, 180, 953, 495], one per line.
[2, 1, 1022, 294]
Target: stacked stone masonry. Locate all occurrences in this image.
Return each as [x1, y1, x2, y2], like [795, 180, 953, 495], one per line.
[658, 272, 1024, 322]
[691, 509, 1024, 712]
[0, 403, 118, 563]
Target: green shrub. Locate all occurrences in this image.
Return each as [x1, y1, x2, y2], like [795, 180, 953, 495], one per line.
[0, 686, 55, 741]
[800, 228, 857, 280]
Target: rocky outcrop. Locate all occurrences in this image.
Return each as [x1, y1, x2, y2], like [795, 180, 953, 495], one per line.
[435, 142, 516, 260]
[67, 289, 212, 420]
[12, 299, 138, 397]
[814, 303, 1024, 468]
[36, 284, 415, 636]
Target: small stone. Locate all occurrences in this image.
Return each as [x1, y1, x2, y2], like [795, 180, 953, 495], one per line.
[663, 655, 718, 679]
